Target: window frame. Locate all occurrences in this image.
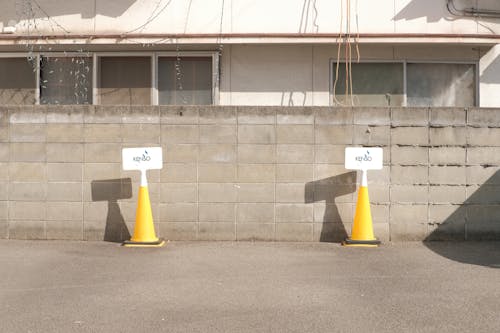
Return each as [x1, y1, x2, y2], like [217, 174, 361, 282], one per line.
[329, 59, 479, 107]
[0, 51, 220, 106]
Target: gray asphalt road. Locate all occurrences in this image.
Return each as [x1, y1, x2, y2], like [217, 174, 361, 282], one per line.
[0, 240, 499, 333]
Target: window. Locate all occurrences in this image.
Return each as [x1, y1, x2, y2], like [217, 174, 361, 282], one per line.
[0, 57, 36, 105]
[40, 56, 93, 105]
[98, 56, 152, 105]
[158, 56, 213, 105]
[332, 61, 477, 107]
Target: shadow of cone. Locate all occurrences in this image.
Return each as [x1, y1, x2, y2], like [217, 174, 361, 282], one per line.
[343, 186, 380, 247]
[123, 186, 164, 247]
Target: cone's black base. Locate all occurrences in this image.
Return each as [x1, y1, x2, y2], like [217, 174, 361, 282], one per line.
[342, 238, 381, 247]
[122, 238, 165, 247]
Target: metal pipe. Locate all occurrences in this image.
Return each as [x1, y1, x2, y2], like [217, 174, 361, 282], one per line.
[447, 0, 500, 18]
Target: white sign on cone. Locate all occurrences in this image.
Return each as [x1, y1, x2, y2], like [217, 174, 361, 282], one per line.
[122, 147, 163, 171]
[345, 147, 383, 170]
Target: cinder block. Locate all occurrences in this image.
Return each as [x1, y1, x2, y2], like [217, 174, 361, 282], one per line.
[373, 222, 390, 242]
[315, 107, 352, 125]
[390, 185, 428, 204]
[0, 126, 7, 143]
[390, 204, 427, 224]
[83, 202, 108, 221]
[46, 106, 85, 124]
[198, 223, 235, 241]
[392, 127, 428, 146]
[84, 105, 123, 124]
[466, 166, 500, 185]
[47, 163, 82, 182]
[466, 204, 500, 224]
[161, 163, 197, 183]
[10, 163, 46, 182]
[370, 204, 390, 223]
[237, 223, 275, 241]
[199, 163, 237, 182]
[160, 183, 197, 203]
[164, 144, 198, 163]
[315, 125, 353, 144]
[0, 221, 8, 239]
[353, 125, 390, 146]
[121, 124, 160, 144]
[276, 125, 314, 144]
[468, 108, 500, 127]
[0, 143, 8, 161]
[0, 183, 7, 200]
[9, 182, 46, 201]
[46, 221, 83, 240]
[430, 108, 466, 127]
[391, 107, 428, 126]
[237, 203, 274, 223]
[0, 202, 8, 219]
[354, 108, 390, 125]
[276, 183, 310, 203]
[199, 125, 237, 144]
[47, 143, 83, 162]
[10, 143, 46, 162]
[160, 203, 198, 222]
[199, 144, 236, 163]
[276, 144, 313, 164]
[314, 164, 354, 182]
[84, 143, 121, 163]
[123, 106, 160, 124]
[10, 124, 46, 142]
[199, 107, 237, 124]
[313, 222, 349, 242]
[466, 221, 500, 240]
[314, 145, 344, 164]
[429, 147, 466, 165]
[0, 162, 6, 181]
[9, 106, 44, 124]
[8, 221, 46, 240]
[465, 185, 500, 204]
[161, 125, 199, 143]
[276, 223, 313, 241]
[364, 184, 389, 203]
[366, 168, 390, 185]
[47, 124, 84, 143]
[158, 222, 197, 240]
[467, 127, 500, 147]
[313, 203, 353, 223]
[199, 183, 237, 202]
[237, 183, 275, 203]
[46, 202, 83, 221]
[47, 182, 83, 202]
[467, 147, 500, 165]
[277, 164, 312, 183]
[238, 125, 276, 144]
[429, 166, 466, 185]
[83, 220, 105, 241]
[389, 221, 428, 241]
[237, 107, 275, 124]
[313, 184, 355, 203]
[391, 146, 428, 165]
[238, 145, 275, 163]
[429, 127, 467, 146]
[9, 201, 46, 220]
[83, 163, 121, 181]
[277, 108, 314, 124]
[199, 203, 235, 222]
[160, 106, 199, 124]
[429, 186, 466, 204]
[276, 204, 313, 223]
[429, 204, 464, 224]
[84, 124, 121, 143]
[391, 166, 428, 185]
[237, 164, 275, 183]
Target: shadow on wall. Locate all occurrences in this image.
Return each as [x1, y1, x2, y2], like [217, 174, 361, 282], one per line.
[0, 0, 136, 26]
[305, 172, 357, 242]
[91, 178, 133, 243]
[424, 169, 500, 268]
[392, 0, 452, 22]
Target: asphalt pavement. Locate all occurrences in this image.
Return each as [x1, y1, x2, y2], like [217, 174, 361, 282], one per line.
[0, 240, 499, 333]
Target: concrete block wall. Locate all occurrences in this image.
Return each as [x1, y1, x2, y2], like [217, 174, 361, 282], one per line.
[0, 105, 499, 242]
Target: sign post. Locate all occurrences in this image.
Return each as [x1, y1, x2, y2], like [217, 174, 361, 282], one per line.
[122, 147, 165, 247]
[343, 147, 382, 247]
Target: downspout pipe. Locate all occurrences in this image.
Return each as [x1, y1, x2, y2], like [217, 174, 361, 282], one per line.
[447, 0, 500, 18]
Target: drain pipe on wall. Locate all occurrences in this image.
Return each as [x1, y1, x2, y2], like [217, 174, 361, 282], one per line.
[447, 0, 500, 18]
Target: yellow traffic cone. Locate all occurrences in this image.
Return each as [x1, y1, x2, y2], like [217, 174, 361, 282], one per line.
[343, 170, 380, 247]
[123, 171, 164, 247]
